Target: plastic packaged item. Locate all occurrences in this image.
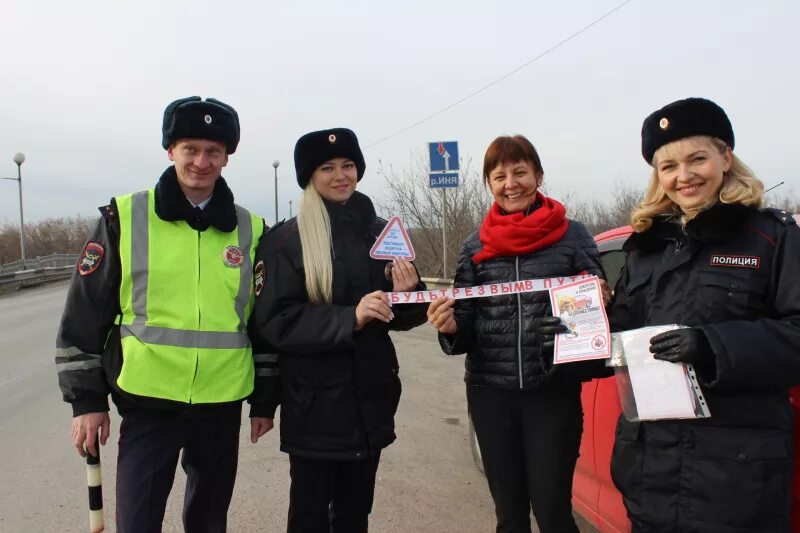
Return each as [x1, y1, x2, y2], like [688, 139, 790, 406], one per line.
[608, 324, 711, 422]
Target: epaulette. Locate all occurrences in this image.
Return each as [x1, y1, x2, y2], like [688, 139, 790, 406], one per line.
[763, 207, 797, 226]
[264, 219, 286, 237]
[98, 203, 117, 221]
[261, 218, 301, 254]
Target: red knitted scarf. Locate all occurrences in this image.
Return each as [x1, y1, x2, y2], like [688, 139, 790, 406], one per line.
[472, 193, 569, 264]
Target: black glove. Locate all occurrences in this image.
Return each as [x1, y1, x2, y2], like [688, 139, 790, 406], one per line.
[649, 328, 712, 366]
[534, 316, 568, 348]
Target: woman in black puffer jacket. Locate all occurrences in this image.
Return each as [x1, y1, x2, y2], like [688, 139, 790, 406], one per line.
[428, 135, 607, 533]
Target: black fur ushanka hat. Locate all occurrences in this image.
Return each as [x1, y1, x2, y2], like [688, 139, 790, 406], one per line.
[641, 97, 734, 165]
[294, 128, 366, 188]
[162, 96, 240, 154]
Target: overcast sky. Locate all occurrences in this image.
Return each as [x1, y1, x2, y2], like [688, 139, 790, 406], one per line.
[1, 0, 798, 225]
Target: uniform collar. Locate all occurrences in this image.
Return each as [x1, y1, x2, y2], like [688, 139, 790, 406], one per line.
[624, 202, 754, 252]
[322, 190, 377, 229]
[189, 194, 213, 209]
[154, 166, 238, 232]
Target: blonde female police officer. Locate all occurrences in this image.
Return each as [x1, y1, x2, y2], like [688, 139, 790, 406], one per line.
[56, 97, 269, 533]
[249, 128, 428, 532]
[608, 97, 800, 532]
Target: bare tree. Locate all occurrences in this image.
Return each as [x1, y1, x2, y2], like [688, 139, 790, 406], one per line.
[378, 154, 648, 277]
[377, 161, 800, 280]
[564, 183, 799, 236]
[764, 191, 800, 214]
[562, 183, 643, 235]
[0, 215, 96, 265]
[377, 154, 491, 277]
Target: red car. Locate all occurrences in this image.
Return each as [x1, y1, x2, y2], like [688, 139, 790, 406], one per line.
[573, 222, 800, 532]
[574, 295, 593, 310]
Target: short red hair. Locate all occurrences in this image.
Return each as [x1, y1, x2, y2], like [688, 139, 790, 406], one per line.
[482, 135, 544, 184]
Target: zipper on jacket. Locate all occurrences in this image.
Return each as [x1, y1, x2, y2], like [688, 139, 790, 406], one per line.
[515, 257, 523, 389]
[674, 225, 688, 255]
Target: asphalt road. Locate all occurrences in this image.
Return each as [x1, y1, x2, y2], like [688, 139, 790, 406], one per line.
[0, 281, 595, 532]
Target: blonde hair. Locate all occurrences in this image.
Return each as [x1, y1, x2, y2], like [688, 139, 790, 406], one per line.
[631, 136, 763, 232]
[297, 182, 333, 304]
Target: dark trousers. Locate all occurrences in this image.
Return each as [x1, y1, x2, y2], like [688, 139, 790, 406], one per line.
[287, 452, 382, 533]
[115, 404, 242, 533]
[468, 384, 583, 533]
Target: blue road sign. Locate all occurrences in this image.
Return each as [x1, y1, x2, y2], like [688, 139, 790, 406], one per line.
[429, 172, 459, 188]
[429, 141, 460, 172]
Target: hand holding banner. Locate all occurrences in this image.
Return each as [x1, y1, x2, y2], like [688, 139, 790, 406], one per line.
[389, 275, 612, 365]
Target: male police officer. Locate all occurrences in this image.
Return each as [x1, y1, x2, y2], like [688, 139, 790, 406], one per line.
[56, 96, 276, 532]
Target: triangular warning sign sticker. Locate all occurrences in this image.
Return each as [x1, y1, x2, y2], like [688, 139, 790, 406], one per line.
[369, 216, 416, 261]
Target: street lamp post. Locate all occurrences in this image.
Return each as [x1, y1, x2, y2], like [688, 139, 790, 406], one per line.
[2, 153, 26, 264]
[272, 160, 280, 225]
[289, 200, 293, 218]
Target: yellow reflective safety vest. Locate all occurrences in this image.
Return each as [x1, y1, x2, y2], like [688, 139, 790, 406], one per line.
[114, 189, 261, 404]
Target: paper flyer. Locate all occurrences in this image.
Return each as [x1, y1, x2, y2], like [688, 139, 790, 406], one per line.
[548, 276, 611, 364]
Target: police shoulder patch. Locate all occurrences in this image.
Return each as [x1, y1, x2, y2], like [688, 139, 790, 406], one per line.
[254, 260, 266, 296]
[78, 242, 105, 276]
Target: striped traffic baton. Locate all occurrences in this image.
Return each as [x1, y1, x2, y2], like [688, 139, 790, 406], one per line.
[85, 444, 104, 533]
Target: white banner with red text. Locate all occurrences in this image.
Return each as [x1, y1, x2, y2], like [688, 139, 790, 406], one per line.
[387, 274, 594, 305]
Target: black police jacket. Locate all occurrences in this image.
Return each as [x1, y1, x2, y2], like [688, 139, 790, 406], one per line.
[608, 202, 800, 533]
[438, 217, 605, 390]
[56, 167, 269, 416]
[249, 191, 428, 460]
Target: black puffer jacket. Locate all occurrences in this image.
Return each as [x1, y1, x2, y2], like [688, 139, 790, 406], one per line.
[608, 203, 800, 533]
[249, 191, 428, 460]
[439, 217, 604, 390]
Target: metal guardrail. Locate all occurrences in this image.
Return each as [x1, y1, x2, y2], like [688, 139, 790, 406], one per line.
[0, 262, 447, 294]
[421, 277, 454, 288]
[0, 254, 77, 292]
[0, 266, 75, 292]
[0, 254, 78, 274]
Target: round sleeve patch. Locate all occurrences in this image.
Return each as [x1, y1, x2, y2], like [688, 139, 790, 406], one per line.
[78, 242, 105, 277]
[254, 260, 266, 296]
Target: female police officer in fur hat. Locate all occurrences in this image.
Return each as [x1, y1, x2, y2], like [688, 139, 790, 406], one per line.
[248, 128, 428, 532]
[607, 97, 800, 532]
